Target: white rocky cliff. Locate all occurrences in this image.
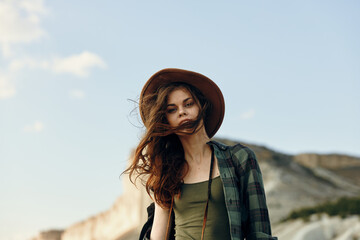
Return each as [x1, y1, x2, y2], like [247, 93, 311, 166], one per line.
[32, 172, 152, 240]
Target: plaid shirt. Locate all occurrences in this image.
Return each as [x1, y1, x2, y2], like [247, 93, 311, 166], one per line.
[207, 140, 277, 240]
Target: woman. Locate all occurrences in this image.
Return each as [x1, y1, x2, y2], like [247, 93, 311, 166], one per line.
[125, 68, 276, 240]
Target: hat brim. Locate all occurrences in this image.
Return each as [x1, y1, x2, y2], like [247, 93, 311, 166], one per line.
[140, 68, 225, 138]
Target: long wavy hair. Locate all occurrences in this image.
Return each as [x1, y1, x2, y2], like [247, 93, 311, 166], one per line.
[124, 82, 211, 209]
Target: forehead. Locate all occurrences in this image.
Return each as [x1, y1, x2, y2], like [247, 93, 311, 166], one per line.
[167, 87, 192, 103]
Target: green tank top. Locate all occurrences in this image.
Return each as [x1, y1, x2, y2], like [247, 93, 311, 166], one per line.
[173, 176, 231, 240]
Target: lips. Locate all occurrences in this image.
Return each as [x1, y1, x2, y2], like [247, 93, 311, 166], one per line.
[179, 119, 191, 125]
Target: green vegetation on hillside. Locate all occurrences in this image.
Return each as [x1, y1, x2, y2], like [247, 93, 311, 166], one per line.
[283, 196, 360, 222]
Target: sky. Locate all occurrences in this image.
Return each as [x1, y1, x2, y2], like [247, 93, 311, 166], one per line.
[0, 0, 359, 239]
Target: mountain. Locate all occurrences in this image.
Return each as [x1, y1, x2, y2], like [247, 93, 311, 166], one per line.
[31, 138, 360, 240]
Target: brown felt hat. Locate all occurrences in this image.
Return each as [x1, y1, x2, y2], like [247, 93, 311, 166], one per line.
[140, 68, 225, 138]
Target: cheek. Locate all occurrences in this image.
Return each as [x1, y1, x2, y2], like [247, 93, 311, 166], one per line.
[192, 105, 200, 117]
[166, 114, 175, 126]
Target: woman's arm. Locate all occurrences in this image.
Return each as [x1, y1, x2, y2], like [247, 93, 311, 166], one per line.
[242, 153, 275, 239]
[231, 144, 277, 239]
[150, 201, 170, 240]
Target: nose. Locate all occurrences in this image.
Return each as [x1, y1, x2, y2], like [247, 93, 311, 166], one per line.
[179, 107, 187, 117]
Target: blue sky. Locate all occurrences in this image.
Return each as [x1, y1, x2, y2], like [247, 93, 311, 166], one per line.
[0, 0, 359, 239]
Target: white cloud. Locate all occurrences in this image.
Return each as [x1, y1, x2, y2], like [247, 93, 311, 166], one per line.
[9, 57, 49, 71]
[239, 109, 255, 120]
[0, 2, 106, 101]
[52, 51, 107, 77]
[0, 73, 16, 99]
[69, 89, 85, 99]
[23, 121, 44, 132]
[8, 51, 106, 77]
[19, 0, 47, 14]
[0, 0, 47, 57]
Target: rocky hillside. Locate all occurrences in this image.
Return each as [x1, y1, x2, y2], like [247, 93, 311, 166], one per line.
[216, 138, 360, 224]
[273, 214, 360, 240]
[31, 139, 360, 240]
[293, 153, 360, 186]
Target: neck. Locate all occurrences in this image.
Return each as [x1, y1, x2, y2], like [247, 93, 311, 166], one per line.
[178, 127, 211, 164]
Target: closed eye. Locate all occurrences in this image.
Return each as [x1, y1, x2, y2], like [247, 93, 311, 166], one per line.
[167, 108, 176, 114]
[185, 101, 194, 107]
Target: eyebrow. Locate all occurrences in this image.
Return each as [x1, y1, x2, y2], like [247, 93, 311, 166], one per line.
[167, 97, 192, 107]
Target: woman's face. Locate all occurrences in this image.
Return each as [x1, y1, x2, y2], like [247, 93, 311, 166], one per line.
[165, 88, 200, 130]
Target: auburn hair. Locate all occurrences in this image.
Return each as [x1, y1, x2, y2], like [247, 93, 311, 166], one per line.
[124, 82, 211, 209]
